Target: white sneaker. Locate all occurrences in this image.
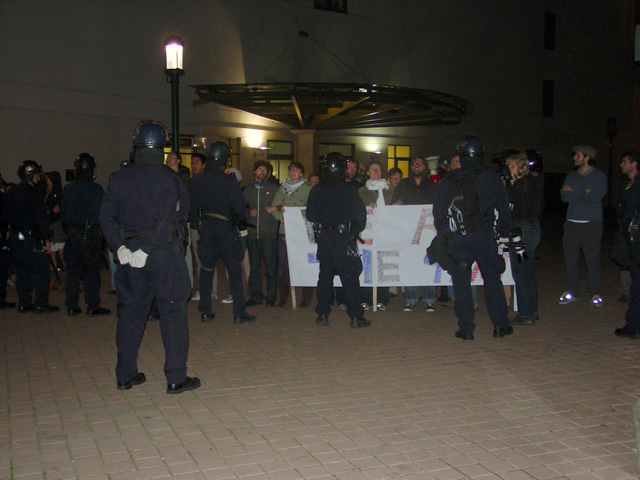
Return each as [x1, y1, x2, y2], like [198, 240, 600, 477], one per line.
[361, 303, 371, 310]
[558, 291, 578, 305]
[221, 295, 233, 304]
[403, 303, 416, 312]
[191, 292, 200, 301]
[590, 295, 603, 307]
[376, 304, 386, 311]
[424, 303, 435, 312]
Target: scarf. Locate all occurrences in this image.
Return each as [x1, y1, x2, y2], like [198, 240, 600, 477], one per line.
[252, 179, 266, 189]
[366, 179, 389, 207]
[282, 176, 306, 195]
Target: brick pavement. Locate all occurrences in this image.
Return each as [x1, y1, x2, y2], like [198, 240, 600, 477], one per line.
[1, 216, 639, 480]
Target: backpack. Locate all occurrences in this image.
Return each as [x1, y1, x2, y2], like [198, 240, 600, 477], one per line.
[446, 169, 488, 235]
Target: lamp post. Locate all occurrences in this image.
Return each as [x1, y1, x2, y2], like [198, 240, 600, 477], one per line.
[165, 36, 184, 153]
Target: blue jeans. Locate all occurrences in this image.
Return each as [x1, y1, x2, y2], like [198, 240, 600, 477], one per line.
[509, 223, 541, 317]
[404, 286, 436, 305]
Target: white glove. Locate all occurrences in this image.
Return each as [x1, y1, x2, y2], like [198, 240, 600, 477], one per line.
[129, 249, 149, 268]
[117, 246, 132, 265]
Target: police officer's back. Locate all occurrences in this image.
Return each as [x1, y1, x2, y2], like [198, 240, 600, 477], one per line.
[307, 152, 368, 328]
[2, 161, 59, 313]
[61, 153, 110, 317]
[99, 121, 198, 394]
[433, 136, 512, 340]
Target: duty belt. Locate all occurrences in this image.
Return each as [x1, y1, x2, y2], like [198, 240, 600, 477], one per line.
[320, 223, 348, 233]
[121, 228, 147, 239]
[120, 228, 176, 241]
[200, 212, 229, 222]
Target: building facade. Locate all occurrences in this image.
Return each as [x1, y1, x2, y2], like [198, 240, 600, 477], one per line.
[1, 0, 639, 205]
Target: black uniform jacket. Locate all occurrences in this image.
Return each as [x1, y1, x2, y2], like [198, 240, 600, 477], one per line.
[188, 168, 246, 224]
[307, 180, 367, 232]
[433, 160, 511, 237]
[2, 181, 49, 238]
[62, 180, 105, 226]
[99, 163, 189, 255]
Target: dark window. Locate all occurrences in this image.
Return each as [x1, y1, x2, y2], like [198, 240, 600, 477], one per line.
[314, 0, 347, 14]
[544, 12, 556, 50]
[543, 80, 554, 118]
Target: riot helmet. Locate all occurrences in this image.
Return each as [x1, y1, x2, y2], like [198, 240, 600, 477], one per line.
[17, 160, 42, 182]
[322, 152, 347, 180]
[74, 153, 96, 170]
[74, 152, 96, 181]
[525, 149, 544, 174]
[456, 135, 484, 158]
[207, 141, 231, 169]
[132, 120, 167, 164]
[133, 120, 168, 148]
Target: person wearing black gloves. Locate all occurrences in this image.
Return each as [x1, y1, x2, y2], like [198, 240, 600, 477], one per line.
[307, 152, 369, 328]
[433, 136, 512, 340]
[61, 153, 110, 317]
[2, 160, 59, 314]
[188, 141, 256, 324]
[100, 121, 198, 394]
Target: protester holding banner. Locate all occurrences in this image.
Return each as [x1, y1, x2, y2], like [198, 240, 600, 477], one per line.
[267, 162, 312, 307]
[391, 156, 439, 312]
[358, 160, 394, 309]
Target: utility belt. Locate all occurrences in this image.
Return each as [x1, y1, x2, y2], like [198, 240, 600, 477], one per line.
[120, 228, 176, 242]
[200, 212, 229, 222]
[312, 222, 351, 242]
[63, 223, 100, 233]
[319, 223, 349, 233]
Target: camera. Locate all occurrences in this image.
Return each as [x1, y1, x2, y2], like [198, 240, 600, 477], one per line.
[491, 153, 511, 182]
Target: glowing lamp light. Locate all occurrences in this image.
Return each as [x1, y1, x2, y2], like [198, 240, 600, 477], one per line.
[164, 36, 184, 71]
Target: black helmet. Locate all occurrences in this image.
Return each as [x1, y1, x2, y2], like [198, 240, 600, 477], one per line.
[133, 120, 168, 148]
[17, 160, 42, 182]
[74, 152, 96, 170]
[207, 141, 231, 167]
[456, 135, 484, 157]
[525, 149, 544, 173]
[323, 152, 347, 179]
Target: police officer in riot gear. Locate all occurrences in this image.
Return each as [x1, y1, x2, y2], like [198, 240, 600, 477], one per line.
[1, 160, 60, 313]
[188, 141, 256, 324]
[61, 153, 110, 317]
[100, 120, 199, 394]
[0, 179, 15, 309]
[433, 136, 512, 340]
[307, 152, 369, 328]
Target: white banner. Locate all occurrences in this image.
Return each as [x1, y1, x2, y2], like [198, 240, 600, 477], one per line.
[283, 206, 514, 287]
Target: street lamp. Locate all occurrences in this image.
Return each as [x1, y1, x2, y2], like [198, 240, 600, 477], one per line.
[165, 35, 184, 153]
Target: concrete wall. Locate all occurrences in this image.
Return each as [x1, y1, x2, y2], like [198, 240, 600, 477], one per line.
[1, 0, 638, 201]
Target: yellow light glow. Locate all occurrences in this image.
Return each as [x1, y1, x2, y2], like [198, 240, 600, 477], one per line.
[245, 130, 263, 149]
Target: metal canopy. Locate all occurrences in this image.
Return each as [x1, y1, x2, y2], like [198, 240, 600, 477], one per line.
[191, 82, 471, 130]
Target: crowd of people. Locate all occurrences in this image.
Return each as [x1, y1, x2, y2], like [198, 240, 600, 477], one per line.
[2, 123, 640, 393]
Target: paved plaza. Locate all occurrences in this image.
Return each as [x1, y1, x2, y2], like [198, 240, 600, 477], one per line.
[1, 216, 639, 480]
